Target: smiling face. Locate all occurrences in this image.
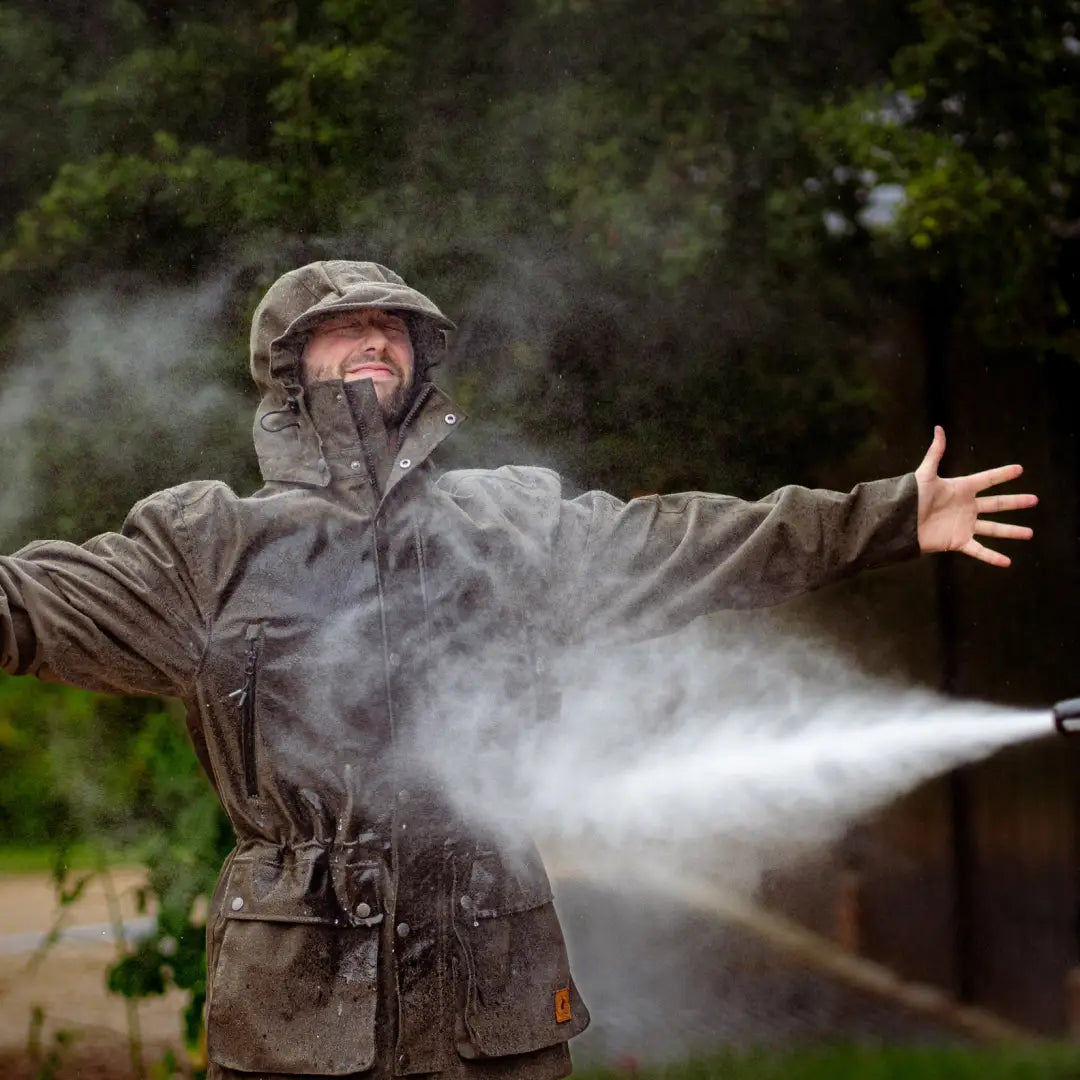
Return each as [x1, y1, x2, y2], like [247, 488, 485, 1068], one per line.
[301, 309, 416, 424]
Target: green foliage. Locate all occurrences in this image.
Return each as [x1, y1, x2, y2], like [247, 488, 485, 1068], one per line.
[0, 675, 229, 1063]
[2, 140, 287, 277]
[97, 701, 231, 1059]
[806, 0, 1080, 354]
[0, 9, 68, 214]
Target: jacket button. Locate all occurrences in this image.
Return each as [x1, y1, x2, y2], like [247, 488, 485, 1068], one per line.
[355, 902, 372, 919]
[399, 458, 412, 469]
[350, 460, 362, 470]
[398, 1052, 410, 1068]
[444, 413, 457, 425]
[230, 897, 244, 911]
[396, 922, 410, 938]
[460, 895, 472, 910]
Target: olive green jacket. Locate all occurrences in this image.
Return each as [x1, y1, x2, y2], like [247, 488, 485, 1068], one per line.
[0, 261, 919, 1079]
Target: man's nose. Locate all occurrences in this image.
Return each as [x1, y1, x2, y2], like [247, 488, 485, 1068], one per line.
[361, 328, 388, 352]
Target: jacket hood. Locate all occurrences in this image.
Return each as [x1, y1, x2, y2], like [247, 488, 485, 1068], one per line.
[248, 261, 457, 486]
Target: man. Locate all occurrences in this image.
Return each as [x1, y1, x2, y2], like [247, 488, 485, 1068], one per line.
[0, 260, 1035, 1080]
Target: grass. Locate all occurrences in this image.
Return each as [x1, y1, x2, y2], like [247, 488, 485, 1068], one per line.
[576, 1044, 1080, 1080]
[0, 843, 135, 874]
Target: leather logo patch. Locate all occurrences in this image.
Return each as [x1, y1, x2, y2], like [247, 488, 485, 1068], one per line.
[554, 987, 572, 1023]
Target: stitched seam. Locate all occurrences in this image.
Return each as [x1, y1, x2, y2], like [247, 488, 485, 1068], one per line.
[167, 489, 214, 684]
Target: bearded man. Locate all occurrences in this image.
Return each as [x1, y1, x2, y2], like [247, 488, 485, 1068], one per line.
[0, 261, 1036, 1080]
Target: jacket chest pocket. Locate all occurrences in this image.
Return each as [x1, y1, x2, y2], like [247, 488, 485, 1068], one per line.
[229, 623, 262, 799]
[456, 848, 589, 1058]
[206, 851, 383, 1076]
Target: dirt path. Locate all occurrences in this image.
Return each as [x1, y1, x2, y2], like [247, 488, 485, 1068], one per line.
[0, 870, 188, 1074]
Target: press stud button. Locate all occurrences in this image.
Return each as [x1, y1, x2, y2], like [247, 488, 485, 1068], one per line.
[230, 897, 244, 911]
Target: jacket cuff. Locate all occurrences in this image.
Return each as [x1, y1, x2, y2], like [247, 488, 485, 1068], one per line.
[847, 472, 921, 574]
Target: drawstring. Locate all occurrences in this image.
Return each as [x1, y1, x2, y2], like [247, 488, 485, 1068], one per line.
[259, 392, 301, 433]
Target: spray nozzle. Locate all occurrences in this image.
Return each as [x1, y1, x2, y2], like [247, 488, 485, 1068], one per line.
[1052, 698, 1080, 736]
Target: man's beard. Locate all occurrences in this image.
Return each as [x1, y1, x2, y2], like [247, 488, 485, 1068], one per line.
[337, 353, 415, 427]
[376, 373, 415, 427]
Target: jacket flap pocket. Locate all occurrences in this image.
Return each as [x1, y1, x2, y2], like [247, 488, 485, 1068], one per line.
[207, 918, 379, 1076]
[460, 900, 589, 1058]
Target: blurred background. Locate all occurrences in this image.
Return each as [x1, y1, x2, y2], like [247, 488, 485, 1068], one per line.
[0, 0, 1078, 1077]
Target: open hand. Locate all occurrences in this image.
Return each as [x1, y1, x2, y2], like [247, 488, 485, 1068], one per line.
[915, 426, 1037, 567]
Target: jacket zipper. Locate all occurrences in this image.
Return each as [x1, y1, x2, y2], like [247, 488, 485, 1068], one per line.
[395, 382, 435, 451]
[230, 623, 263, 798]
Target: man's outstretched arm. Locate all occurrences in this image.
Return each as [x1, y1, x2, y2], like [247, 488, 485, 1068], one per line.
[552, 428, 1036, 644]
[0, 488, 207, 696]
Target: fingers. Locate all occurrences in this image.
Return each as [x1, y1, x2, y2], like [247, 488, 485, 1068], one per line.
[959, 538, 1012, 568]
[975, 492, 1039, 513]
[965, 462, 1024, 491]
[973, 520, 1034, 541]
[915, 425, 947, 480]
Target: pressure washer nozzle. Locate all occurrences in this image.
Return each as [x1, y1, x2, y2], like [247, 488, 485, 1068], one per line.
[1052, 698, 1080, 736]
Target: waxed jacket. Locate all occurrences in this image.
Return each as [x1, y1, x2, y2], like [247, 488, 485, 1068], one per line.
[0, 261, 921, 1080]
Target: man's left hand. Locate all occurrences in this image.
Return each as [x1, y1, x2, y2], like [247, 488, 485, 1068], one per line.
[915, 426, 1037, 567]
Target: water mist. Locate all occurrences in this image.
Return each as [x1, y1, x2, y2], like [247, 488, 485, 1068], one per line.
[404, 616, 1052, 1057]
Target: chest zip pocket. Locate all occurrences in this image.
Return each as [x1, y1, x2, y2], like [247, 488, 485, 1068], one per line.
[229, 623, 263, 799]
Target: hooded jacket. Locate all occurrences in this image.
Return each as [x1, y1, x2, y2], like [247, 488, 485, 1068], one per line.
[0, 261, 920, 1080]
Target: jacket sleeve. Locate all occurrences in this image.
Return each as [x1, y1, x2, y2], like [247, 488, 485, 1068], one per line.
[552, 474, 920, 644]
[0, 488, 207, 696]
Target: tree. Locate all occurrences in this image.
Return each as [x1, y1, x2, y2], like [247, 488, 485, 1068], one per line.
[807, 0, 1080, 357]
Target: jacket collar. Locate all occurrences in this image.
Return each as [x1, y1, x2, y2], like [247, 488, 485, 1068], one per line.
[253, 372, 466, 490]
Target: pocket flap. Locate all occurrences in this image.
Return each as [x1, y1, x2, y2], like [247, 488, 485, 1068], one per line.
[223, 848, 383, 925]
[461, 845, 553, 919]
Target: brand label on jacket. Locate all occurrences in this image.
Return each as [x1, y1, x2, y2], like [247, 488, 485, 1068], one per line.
[554, 987, 572, 1023]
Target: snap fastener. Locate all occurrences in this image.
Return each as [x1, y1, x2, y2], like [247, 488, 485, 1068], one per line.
[398, 458, 412, 469]
[355, 902, 372, 919]
[460, 895, 472, 909]
[335, 393, 343, 402]
[350, 460, 362, 470]
[398, 1052, 410, 1068]
[396, 922, 411, 938]
[444, 413, 457, 425]
[230, 896, 244, 911]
